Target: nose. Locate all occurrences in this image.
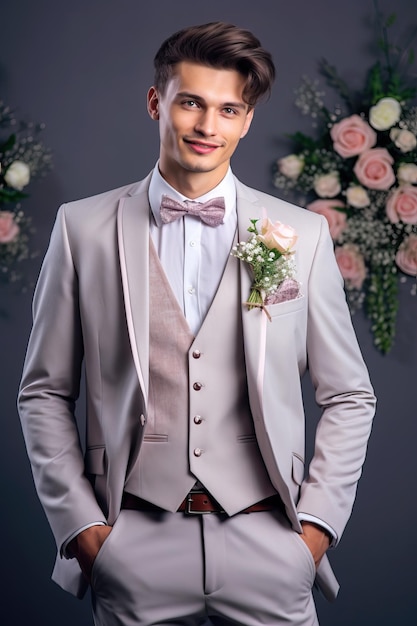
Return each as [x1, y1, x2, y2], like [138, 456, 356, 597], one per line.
[194, 109, 217, 136]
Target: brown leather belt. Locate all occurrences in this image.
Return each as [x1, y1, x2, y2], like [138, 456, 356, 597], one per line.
[122, 491, 282, 515]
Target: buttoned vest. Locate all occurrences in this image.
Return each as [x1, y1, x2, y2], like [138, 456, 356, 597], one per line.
[124, 239, 277, 515]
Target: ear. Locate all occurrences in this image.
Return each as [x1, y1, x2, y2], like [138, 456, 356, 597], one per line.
[240, 108, 255, 139]
[147, 87, 159, 120]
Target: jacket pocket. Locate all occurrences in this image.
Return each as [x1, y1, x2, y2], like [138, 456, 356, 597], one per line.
[85, 445, 106, 476]
[292, 453, 305, 486]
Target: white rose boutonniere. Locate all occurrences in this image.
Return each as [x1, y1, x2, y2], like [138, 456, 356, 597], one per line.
[232, 216, 300, 320]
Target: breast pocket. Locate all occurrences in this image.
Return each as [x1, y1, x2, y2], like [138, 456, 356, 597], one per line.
[267, 294, 305, 319]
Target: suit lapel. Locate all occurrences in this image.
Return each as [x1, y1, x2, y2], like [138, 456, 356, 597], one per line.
[236, 180, 266, 419]
[235, 179, 300, 528]
[117, 179, 151, 402]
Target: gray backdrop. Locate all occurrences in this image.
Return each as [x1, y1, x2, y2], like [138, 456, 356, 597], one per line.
[1, 1, 416, 624]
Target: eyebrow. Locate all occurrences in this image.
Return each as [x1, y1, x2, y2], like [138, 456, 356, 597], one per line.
[176, 91, 248, 111]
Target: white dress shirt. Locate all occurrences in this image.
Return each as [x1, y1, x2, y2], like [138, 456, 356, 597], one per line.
[148, 164, 237, 335]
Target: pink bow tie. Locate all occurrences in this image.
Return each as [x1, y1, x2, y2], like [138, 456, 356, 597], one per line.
[160, 194, 225, 227]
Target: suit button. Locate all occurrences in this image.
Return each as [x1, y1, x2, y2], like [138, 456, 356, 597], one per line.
[193, 448, 203, 457]
[193, 382, 202, 391]
[193, 415, 202, 424]
[192, 350, 201, 359]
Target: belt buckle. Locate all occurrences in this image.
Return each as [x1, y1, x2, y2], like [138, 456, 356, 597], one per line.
[185, 491, 226, 515]
[185, 491, 207, 515]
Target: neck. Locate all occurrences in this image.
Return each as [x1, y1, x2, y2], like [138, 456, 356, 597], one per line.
[158, 164, 229, 199]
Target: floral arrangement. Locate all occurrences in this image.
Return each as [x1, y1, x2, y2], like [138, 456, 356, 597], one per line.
[231, 216, 299, 319]
[273, 8, 417, 353]
[0, 100, 52, 285]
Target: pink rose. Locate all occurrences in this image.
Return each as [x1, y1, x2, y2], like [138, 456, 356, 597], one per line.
[335, 244, 366, 289]
[395, 234, 417, 276]
[307, 199, 347, 240]
[330, 114, 377, 158]
[353, 148, 396, 190]
[258, 217, 298, 253]
[0, 211, 20, 243]
[386, 185, 417, 224]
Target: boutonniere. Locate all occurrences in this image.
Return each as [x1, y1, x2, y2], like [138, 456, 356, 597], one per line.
[232, 215, 300, 320]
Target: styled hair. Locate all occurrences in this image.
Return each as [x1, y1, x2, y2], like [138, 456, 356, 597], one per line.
[153, 22, 275, 107]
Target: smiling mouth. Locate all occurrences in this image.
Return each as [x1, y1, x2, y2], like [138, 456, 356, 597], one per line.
[184, 139, 222, 153]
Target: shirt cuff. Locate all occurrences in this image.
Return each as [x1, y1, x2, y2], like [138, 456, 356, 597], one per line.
[297, 513, 337, 547]
[62, 521, 107, 559]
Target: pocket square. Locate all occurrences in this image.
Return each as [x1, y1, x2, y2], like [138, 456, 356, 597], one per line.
[264, 278, 301, 305]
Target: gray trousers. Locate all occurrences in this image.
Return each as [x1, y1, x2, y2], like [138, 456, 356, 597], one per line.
[91, 507, 319, 626]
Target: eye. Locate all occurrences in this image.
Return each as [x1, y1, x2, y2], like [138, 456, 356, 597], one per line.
[223, 107, 238, 116]
[183, 100, 199, 108]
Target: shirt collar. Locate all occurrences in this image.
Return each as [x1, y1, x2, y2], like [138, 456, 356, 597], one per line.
[148, 162, 236, 228]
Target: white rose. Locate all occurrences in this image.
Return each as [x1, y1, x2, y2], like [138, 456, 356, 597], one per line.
[313, 172, 341, 198]
[397, 163, 417, 185]
[278, 154, 304, 180]
[390, 127, 417, 153]
[4, 160, 31, 190]
[369, 97, 401, 131]
[346, 185, 370, 208]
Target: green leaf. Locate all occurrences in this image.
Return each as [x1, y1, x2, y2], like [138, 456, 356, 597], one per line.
[287, 131, 318, 152]
[0, 133, 16, 153]
[366, 62, 385, 103]
[318, 58, 354, 109]
[385, 13, 396, 28]
[365, 265, 398, 354]
[0, 187, 28, 203]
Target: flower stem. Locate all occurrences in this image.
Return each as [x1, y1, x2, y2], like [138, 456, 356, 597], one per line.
[366, 264, 398, 353]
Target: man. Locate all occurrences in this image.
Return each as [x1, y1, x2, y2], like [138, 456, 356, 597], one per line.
[18, 22, 376, 626]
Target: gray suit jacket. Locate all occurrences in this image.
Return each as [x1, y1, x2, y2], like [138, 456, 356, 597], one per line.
[18, 172, 376, 600]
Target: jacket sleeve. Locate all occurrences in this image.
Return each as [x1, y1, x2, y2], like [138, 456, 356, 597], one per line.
[18, 205, 106, 550]
[297, 216, 376, 542]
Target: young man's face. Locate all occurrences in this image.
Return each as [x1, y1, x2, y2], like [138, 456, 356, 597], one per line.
[147, 61, 254, 196]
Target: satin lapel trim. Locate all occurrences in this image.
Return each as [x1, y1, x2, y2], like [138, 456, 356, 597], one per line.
[237, 194, 266, 418]
[117, 193, 149, 402]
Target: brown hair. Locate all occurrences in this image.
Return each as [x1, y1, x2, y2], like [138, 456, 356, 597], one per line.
[153, 22, 275, 108]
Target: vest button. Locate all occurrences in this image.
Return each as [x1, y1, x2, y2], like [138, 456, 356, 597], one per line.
[192, 350, 201, 359]
[193, 415, 202, 424]
[193, 382, 202, 391]
[193, 448, 203, 457]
